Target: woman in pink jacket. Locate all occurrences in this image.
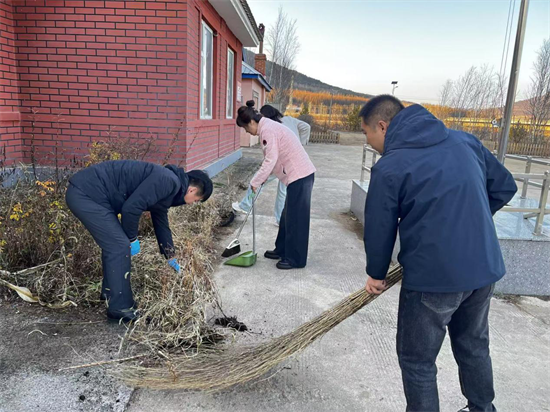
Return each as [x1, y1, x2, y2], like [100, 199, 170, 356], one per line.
[236, 101, 316, 270]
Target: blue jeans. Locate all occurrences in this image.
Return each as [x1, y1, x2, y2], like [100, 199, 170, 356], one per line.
[397, 284, 497, 412]
[239, 176, 287, 224]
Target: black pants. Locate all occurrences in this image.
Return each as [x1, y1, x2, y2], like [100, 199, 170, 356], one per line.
[397, 284, 496, 412]
[274, 173, 314, 268]
[66, 184, 135, 312]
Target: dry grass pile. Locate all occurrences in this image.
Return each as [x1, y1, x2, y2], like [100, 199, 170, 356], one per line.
[0, 169, 102, 305]
[114, 266, 404, 391]
[124, 198, 232, 353]
[1, 137, 244, 356]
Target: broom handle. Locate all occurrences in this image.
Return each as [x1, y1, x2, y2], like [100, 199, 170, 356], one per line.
[252, 191, 256, 254]
[235, 185, 263, 240]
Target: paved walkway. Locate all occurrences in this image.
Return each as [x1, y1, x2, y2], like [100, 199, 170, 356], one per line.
[1, 144, 549, 412]
[129, 145, 550, 412]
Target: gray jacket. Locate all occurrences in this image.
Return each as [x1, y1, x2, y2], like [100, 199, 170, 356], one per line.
[281, 116, 311, 146]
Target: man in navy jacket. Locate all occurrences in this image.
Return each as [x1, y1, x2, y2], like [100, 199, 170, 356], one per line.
[66, 160, 213, 323]
[361, 95, 517, 412]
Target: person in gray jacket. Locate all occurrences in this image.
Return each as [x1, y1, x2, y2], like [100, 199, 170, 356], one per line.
[232, 104, 311, 225]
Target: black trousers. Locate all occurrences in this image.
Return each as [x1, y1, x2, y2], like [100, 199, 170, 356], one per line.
[66, 184, 135, 312]
[274, 173, 314, 268]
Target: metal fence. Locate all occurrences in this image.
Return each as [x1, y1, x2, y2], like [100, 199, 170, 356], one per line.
[309, 130, 340, 144]
[482, 140, 550, 157]
[360, 144, 550, 235]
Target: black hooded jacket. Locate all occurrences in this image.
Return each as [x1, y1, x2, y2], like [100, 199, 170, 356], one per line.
[69, 160, 190, 258]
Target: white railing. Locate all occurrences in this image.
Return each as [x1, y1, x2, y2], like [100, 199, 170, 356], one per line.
[360, 145, 550, 236]
[360, 145, 379, 183]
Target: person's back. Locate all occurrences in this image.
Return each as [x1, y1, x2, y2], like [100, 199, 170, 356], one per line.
[259, 104, 311, 146]
[361, 98, 517, 412]
[254, 117, 315, 187]
[70, 160, 181, 213]
[281, 116, 311, 146]
[368, 105, 516, 292]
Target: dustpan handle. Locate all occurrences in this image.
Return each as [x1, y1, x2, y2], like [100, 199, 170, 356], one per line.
[252, 191, 256, 255]
[235, 185, 263, 239]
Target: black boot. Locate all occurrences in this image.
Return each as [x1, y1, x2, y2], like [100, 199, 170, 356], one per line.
[264, 250, 281, 260]
[107, 307, 139, 324]
[276, 259, 295, 270]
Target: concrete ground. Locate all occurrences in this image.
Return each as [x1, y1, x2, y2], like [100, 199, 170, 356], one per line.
[129, 145, 550, 411]
[1, 144, 549, 412]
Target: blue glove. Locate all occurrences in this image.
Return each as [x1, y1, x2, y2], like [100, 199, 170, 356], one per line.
[130, 239, 140, 256]
[168, 258, 181, 273]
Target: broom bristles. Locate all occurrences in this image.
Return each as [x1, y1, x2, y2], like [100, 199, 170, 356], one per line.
[221, 244, 240, 258]
[115, 265, 403, 391]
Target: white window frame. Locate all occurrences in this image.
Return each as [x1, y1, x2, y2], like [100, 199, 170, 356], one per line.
[252, 90, 260, 108]
[200, 21, 214, 119]
[226, 48, 235, 119]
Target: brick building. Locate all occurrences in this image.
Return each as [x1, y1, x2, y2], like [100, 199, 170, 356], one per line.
[0, 0, 261, 172]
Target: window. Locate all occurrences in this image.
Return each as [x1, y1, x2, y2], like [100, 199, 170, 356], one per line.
[226, 48, 235, 119]
[253, 90, 259, 108]
[200, 21, 213, 119]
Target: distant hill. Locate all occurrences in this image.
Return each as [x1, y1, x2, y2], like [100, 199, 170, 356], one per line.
[243, 48, 372, 99]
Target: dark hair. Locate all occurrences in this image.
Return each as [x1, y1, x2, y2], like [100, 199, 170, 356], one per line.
[260, 105, 283, 123]
[236, 100, 263, 128]
[187, 170, 213, 202]
[359, 95, 405, 127]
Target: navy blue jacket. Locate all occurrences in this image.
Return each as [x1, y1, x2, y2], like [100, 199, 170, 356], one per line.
[69, 160, 189, 258]
[364, 105, 517, 292]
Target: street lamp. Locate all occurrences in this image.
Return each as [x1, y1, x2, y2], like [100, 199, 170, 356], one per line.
[391, 81, 398, 95]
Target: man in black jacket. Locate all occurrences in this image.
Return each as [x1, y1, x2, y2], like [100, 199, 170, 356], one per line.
[66, 160, 213, 323]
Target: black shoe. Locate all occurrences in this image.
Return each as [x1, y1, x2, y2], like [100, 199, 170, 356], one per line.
[457, 407, 471, 412]
[107, 308, 140, 324]
[276, 260, 295, 270]
[264, 250, 281, 260]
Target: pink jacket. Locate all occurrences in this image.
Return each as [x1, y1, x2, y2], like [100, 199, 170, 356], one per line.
[250, 117, 316, 188]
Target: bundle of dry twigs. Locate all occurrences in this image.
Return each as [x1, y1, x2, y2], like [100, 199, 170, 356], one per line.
[115, 265, 403, 391]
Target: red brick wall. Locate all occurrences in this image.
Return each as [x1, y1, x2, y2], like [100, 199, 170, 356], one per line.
[3, 0, 243, 169]
[0, 0, 22, 162]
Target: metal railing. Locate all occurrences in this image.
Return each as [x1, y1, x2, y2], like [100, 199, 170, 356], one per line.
[360, 145, 550, 236]
[360, 144, 379, 183]
[503, 154, 550, 198]
[501, 154, 550, 235]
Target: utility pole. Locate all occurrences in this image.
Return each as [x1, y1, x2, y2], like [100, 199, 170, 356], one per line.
[497, 0, 530, 163]
[329, 92, 333, 128]
[391, 81, 398, 95]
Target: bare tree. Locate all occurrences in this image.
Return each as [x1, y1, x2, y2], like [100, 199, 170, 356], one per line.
[442, 66, 505, 139]
[439, 79, 453, 107]
[450, 66, 477, 118]
[490, 72, 508, 121]
[527, 38, 550, 143]
[469, 66, 497, 120]
[265, 6, 300, 112]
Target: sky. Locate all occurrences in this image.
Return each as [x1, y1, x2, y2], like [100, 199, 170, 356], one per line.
[247, 0, 550, 104]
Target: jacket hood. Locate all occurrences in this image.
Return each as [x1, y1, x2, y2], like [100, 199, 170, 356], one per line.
[384, 104, 449, 154]
[165, 164, 189, 206]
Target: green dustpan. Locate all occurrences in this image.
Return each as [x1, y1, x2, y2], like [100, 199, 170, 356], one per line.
[224, 250, 257, 267]
[224, 187, 260, 268]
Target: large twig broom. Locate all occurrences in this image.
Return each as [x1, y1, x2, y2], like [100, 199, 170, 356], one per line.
[115, 265, 403, 391]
